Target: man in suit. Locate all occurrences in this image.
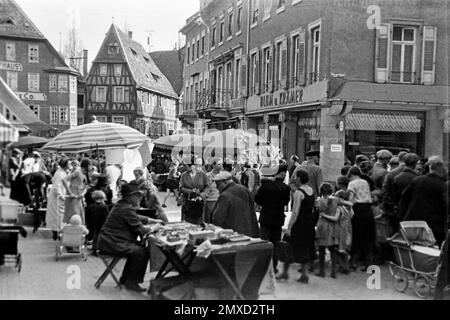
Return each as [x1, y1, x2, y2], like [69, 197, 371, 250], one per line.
[212, 172, 260, 238]
[372, 149, 393, 190]
[255, 164, 291, 273]
[97, 182, 164, 292]
[402, 156, 448, 246]
[292, 151, 323, 197]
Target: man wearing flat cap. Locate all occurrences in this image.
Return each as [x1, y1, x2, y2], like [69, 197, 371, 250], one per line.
[97, 182, 164, 292]
[212, 171, 260, 238]
[372, 149, 393, 189]
[255, 164, 290, 273]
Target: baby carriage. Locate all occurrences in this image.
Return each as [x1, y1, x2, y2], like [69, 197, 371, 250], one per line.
[55, 225, 88, 262]
[0, 200, 25, 273]
[388, 221, 442, 298]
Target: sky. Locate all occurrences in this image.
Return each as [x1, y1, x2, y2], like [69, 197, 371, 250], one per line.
[15, 0, 199, 67]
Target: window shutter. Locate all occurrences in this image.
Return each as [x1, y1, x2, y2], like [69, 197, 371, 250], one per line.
[255, 51, 261, 95]
[281, 38, 288, 90]
[421, 26, 437, 85]
[240, 55, 248, 98]
[268, 45, 274, 92]
[298, 31, 306, 86]
[375, 23, 391, 83]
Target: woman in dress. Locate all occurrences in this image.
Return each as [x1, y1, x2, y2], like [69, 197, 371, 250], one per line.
[63, 159, 91, 225]
[280, 169, 316, 283]
[46, 159, 73, 240]
[347, 166, 374, 271]
[9, 149, 23, 202]
[162, 162, 180, 208]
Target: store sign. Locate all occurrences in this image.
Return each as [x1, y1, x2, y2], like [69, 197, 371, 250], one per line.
[331, 144, 343, 153]
[0, 61, 23, 72]
[260, 88, 304, 108]
[15, 92, 47, 101]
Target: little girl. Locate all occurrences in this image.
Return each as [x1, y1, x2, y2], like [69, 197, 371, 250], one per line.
[334, 190, 354, 274]
[315, 183, 339, 278]
[372, 190, 392, 264]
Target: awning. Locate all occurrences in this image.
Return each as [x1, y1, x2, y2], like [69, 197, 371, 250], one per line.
[0, 113, 19, 144]
[346, 113, 422, 133]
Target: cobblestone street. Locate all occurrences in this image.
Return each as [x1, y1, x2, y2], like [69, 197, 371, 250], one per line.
[0, 192, 423, 301]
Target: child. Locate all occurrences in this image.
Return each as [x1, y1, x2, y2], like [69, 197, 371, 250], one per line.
[371, 190, 392, 264]
[86, 190, 109, 254]
[315, 183, 339, 278]
[67, 215, 89, 235]
[334, 190, 354, 274]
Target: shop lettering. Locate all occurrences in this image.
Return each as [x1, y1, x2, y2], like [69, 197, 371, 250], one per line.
[0, 61, 23, 72]
[260, 88, 303, 108]
[15, 92, 47, 101]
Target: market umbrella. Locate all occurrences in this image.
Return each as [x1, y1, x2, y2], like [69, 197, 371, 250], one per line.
[152, 134, 202, 157]
[40, 119, 150, 153]
[200, 129, 266, 159]
[12, 135, 49, 149]
[0, 113, 19, 144]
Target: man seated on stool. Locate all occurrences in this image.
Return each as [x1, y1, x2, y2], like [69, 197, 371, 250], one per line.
[97, 181, 164, 292]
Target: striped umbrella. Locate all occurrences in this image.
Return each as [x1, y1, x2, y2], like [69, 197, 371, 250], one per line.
[0, 113, 19, 144]
[40, 120, 150, 153]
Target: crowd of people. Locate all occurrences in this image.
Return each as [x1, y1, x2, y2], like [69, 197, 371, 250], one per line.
[3, 147, 449, 295]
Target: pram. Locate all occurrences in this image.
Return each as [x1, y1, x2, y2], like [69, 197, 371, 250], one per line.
[55, 225, 88, 262]
[0, 199, 25, 273]
[388, 221, 442, 298]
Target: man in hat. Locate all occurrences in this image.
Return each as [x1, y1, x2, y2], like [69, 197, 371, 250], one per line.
[372, 149, 393, 189]
[97, 182, 164, 292]
[255, 164, 291, 273]
[212, 172, 260, 238]
[292, 151, 323, 197]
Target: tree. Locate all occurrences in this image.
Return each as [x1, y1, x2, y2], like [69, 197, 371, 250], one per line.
[63, 27, 84, 71]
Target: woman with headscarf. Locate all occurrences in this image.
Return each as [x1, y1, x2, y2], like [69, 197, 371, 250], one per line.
[46, 159, 73, 240]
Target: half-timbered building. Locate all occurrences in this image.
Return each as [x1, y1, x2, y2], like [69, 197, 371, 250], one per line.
[85, 24, 179, 137]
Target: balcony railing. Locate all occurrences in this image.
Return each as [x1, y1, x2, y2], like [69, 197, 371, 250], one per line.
[196, 89, 232, 110]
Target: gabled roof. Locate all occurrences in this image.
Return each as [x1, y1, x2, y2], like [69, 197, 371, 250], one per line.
[0, 77, 58, 135]
[150, 50, 185, 96]
[0, 0, 45, 39]
[93, 24, 178, 99]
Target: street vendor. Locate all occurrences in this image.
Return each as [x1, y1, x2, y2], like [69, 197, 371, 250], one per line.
[97, 182, 164, 292]
[212, 171, 260, 238]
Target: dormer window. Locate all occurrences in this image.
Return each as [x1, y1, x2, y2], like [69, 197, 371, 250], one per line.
[108, 43, 119, 54]
[144, 57, 150, 63]
[151, 73, 160, 82]
[0, 17, 16, 25]
[130, 48, 137, 57]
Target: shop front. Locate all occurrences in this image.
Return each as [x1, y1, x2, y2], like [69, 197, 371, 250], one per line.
[245, 80, 329, 159]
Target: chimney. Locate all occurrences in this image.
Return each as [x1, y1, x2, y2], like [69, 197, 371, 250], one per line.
[128, 31, 133, 39]
[83, 49, 88, 77]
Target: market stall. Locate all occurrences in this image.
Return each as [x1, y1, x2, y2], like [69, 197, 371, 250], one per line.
[147, 222, 273, 300]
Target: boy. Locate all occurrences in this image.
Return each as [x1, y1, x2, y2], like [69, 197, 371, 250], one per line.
[86, 190, 109, 255]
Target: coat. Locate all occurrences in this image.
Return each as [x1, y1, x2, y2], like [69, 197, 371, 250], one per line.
[393, 168, 419, 209]
[255, 178, 290, 227]
[372, 162, 388, 190]
[97, 199, 149, 256]
[292, 162, 323, 197]
[401, 174, 449, 245]
[179, 171, 208, 204]
[381, 165, 405, 213]
[212, 182, 260, 238]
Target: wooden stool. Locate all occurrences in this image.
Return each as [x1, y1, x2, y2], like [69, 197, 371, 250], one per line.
[95, 254, 125, 289]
